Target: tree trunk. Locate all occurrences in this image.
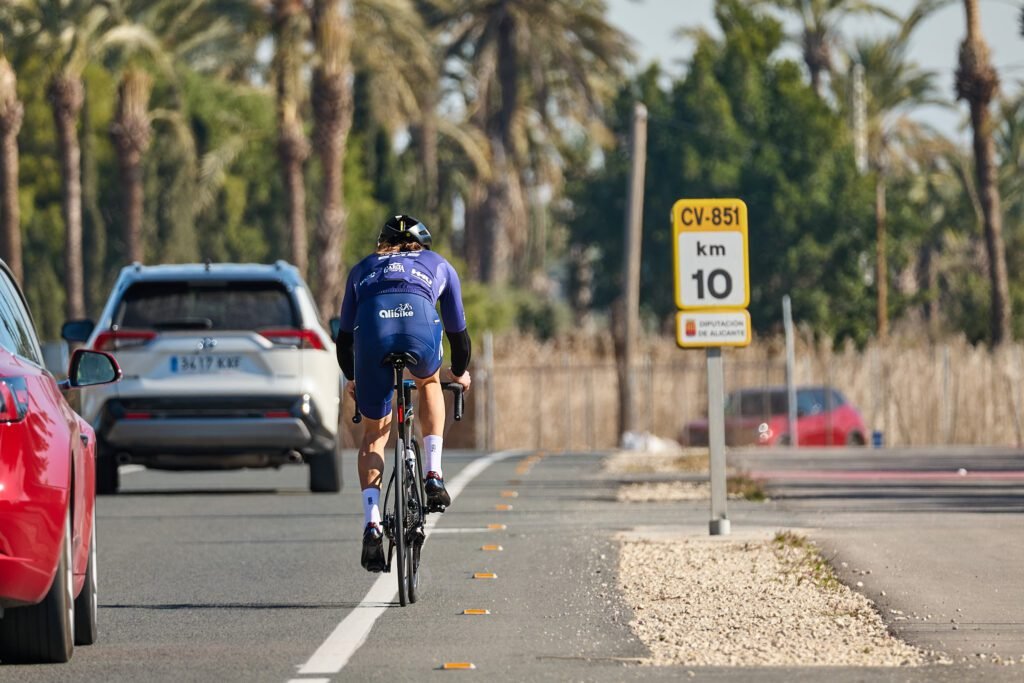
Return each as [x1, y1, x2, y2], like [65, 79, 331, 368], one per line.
[48, 74, 86, 320]
[280, 121, 309, 274]
[473, 0, 526, 285]
[0, 57, 23, 284]
[875, 173, 888, 341]
[802, 29, 829, 97]
[311, 0, 353, 321]
[81, 84, 108, 314]
[110, 68, 152, 265]
[419, 90, 439, 225]
[274, 0, 310, 276]
[956, 0, 1011, 345]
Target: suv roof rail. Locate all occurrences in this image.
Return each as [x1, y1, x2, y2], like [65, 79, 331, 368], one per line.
[132, 261, 142, 272]
[274, 259, 291, 271]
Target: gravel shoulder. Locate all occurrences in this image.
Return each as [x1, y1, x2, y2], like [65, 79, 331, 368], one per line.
[618, 528, 931, 668]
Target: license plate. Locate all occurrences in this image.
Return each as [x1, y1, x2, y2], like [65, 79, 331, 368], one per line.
[171, 355, 242, 373]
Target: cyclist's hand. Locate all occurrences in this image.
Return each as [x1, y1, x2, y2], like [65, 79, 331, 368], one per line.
[448, 369, 471, 393]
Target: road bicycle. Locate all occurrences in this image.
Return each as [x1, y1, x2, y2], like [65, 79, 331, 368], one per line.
[354, 353, 464, 606]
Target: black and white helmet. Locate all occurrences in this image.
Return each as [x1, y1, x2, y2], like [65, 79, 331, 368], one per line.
[377, 214, 432, 250]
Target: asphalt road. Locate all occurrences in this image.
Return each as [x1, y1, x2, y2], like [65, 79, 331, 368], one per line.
[733, 446, 1024, 668]
[3, 446, 1022, 681]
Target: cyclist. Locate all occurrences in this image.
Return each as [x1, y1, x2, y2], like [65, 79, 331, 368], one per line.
[335, 215, 472, 572]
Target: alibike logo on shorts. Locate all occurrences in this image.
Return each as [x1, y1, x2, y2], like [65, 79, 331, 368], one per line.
[379, 302, 415, 319]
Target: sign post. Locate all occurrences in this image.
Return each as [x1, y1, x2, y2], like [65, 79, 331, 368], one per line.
[672, 198, 750, 536]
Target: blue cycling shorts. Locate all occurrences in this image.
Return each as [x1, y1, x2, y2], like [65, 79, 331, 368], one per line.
[353, 293, 443, 419]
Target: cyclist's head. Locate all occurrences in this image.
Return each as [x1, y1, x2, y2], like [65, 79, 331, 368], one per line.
[376, 214, 432, 253]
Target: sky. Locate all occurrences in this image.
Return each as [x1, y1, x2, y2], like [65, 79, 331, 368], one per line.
[605, 0, 1024, 140]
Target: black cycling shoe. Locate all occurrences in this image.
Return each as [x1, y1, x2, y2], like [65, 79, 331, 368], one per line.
[361, 523, 386, 572]
[425, 471, 451, 513]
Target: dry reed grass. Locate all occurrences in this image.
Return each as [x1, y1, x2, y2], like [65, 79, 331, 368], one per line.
[466, 332, 1024, 451]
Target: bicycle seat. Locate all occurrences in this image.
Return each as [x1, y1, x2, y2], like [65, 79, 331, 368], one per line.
[381, 351, 419, 368]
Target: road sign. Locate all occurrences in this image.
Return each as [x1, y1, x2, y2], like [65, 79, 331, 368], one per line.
[675, 310, 751, 348]
[673, 198, 749, 310]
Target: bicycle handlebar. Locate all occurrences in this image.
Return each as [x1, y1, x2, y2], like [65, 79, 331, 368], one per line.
[351, 381, 466, 424]
[442, 382, 465, 421]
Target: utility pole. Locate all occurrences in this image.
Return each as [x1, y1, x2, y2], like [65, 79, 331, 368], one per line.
[618, 103, 648, 443]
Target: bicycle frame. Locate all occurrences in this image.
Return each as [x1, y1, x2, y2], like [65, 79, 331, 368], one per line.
[350, 362, 465, 606]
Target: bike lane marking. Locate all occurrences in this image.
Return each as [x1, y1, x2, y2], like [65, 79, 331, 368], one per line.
[291, 449, 528, 678]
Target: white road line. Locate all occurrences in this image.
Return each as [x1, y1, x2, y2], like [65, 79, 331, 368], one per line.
[295, 449, 526, 677]
[119, 465, 145, 475]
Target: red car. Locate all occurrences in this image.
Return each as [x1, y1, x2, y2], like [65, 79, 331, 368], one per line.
[0, 262, 121, 663]
[682, 386, 867, 447]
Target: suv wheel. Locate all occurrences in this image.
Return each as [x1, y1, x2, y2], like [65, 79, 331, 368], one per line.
[308, 441, 342, 493]
[96, 448, 119, 495]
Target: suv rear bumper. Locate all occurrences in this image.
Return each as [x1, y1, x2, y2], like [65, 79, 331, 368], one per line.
[96, 394, 336, 459]
[107, 417, 312, 450]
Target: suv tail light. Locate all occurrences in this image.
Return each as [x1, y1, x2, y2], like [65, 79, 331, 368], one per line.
[0, 378, 30, 422]
[259, 329, 326, 351]
[93, 330, 157, 352]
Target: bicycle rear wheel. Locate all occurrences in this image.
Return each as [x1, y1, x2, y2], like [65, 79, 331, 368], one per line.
[394, 436, 409, 607]
[406, 438, 425, 603]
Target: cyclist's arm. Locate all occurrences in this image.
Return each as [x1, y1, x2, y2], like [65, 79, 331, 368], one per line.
[446, 329, 471, 377]
[336, 267, 359, 381]
[439, 262, 471, 376]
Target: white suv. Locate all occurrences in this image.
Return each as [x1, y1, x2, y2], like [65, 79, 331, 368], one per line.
[62, 262, 342, 494]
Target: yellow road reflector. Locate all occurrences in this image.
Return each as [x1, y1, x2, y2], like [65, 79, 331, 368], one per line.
[481, 544, 503, 551]
[462, 609, 490, 615]
[441, 662, 477, 670]
[487, 523, 506, 530]
[500, 491, 518, 498]
[473, 572, 497, 580]
[494, 504, 513, 511]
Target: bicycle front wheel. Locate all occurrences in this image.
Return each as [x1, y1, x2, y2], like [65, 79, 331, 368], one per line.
[394, 437, 409, 607]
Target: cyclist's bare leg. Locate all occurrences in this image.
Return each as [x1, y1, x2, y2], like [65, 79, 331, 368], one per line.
[358, 414, 391, 526]
[414, 370, 444, 439]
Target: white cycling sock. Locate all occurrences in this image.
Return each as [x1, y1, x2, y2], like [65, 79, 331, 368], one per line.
[424, 435, 443, 477]
[362, 487, 381, 526]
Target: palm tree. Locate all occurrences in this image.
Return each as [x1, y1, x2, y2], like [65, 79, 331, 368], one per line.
[353, 0, 437, 217]
[110, 67, 153, 264]
[0, 52, 22, 283]
[756, 0, 898, 96]
[117, 0, 259, 267]
[273, 0, 311, 276]
[310, 0, 354, 320]
[834, 2, 943, 340]
[3, 0, 168, 318]
[446, 0, 631, 284]
[956, 0, 1011, 344]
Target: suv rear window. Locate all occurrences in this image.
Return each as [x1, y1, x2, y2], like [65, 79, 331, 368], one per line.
[114, 280, 298, 331]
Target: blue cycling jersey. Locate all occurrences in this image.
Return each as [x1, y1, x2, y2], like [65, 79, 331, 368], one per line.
[337, 250, 467, 335]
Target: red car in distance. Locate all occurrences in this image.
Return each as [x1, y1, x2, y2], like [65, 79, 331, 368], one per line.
[0, 262, 121, 664]
[681, 386, 868, 447]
